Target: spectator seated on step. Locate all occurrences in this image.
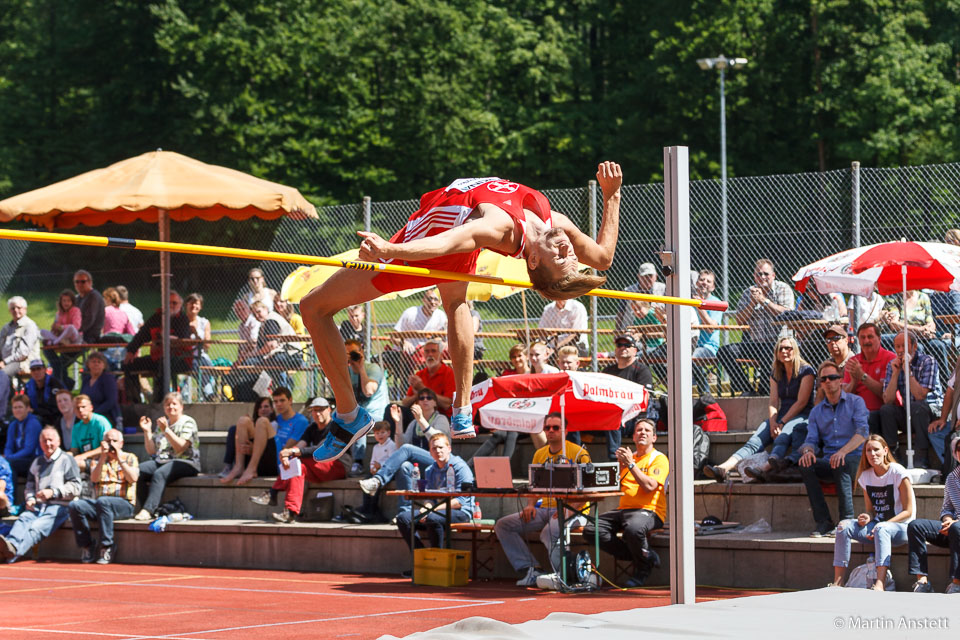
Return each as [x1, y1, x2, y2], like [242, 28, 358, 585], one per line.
[798, 360, 869, 538]
[70, 394, 111, 475]
[80, 351, 120, 426]
[395, 432, 474, 551]
[100, 287, 136, 341]
[68, 428, 139, 565]
[1, 296, 41, 382]
[223, 387, 307, 487]
[233, 267, 278, 363]
[251, 397, 351, 524]
[399, 338, 455, 417]
[219, 396, 276, 482]
[580, 419, 668, 588]
[351, 421, 397, 523]
[0, 426, 81, 563]
[23, 359, 65, 427]
[54, 389, 76, 451]
[4, 394, 44, 479]
[47, 270, 105, 392]
[878, 331, 942, 469]
[39, 289, 82, 346]
[495, 411, 590, 587]
[344, 338, 388, 476]
[704, 335, 815, 483]
[843, 323, 896, 438]
[907, 434, 960, 594]
[359, 389, 450, 515]
[134, 393, 200, 521]
[830, 435, 915, 589]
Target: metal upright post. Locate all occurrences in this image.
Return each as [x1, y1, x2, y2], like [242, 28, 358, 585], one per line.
[663, 146, 695, 605]
[588, 180, 599, 372]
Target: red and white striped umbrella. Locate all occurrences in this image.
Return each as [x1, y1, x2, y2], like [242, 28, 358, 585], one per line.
[469, 371, 649, 435]
[793, 240, 960, 296]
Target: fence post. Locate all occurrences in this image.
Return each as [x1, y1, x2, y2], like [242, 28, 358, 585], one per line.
[588, 180, 598, 372]
[851, 162, 860, 327]
[363, 196, 373, 362]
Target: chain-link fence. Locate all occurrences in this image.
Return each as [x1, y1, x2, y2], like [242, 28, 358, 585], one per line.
[3, 161, 960, 400]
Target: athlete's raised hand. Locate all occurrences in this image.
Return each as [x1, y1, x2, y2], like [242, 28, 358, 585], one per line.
[596, 161, 622, 197]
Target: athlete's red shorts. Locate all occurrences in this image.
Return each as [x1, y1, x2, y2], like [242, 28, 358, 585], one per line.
[370, 250, 480, 295]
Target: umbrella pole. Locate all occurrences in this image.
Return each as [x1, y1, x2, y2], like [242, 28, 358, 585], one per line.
[560, 394, 566, 457]
[521, 290, 531, 348]
[159, 210, 172, 402]
[902, 266, 914, 469]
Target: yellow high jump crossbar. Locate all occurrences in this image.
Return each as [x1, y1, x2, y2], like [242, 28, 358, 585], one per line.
[0, 228, 728, 311]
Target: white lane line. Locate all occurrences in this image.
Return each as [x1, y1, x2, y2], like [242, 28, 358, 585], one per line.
[119, 601, 501, 639]
[0, 576, 499, 604]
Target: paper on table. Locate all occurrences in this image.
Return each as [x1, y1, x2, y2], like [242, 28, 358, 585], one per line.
[279, 457, 302, 480]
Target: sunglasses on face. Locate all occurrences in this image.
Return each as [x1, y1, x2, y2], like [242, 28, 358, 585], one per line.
[825, 335, 844, 343]
[778, 346, 794, 352]
[820, 374, 843, 382]
[543, 424, 562, 432]
[418, 395, 435, 401]
[615, 342, 633, 348]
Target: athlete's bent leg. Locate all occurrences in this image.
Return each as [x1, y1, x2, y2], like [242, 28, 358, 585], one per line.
[438, 281, 476, 438]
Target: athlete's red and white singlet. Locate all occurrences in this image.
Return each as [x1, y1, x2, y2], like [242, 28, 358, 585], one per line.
[371, 177, 552, 294]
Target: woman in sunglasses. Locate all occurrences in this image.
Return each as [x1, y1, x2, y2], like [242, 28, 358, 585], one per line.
[705, 335, 815, 481]
[830, 434, 915, 588]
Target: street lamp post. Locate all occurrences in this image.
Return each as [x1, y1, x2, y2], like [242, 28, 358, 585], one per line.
[696, 55, 747, 312]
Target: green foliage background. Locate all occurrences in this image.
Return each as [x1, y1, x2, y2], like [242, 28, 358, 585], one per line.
[1, 0, 959, 308]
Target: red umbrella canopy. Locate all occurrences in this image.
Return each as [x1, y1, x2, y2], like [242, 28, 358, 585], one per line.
[470, 371, 649, 433]
[792, 241, 960, 296]
[849, 241, 960, 295]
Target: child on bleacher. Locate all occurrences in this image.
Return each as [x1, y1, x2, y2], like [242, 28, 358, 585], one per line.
[354, 422, 396, 523]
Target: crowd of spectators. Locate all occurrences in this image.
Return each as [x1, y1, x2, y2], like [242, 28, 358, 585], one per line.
[2, 246, 960, 592]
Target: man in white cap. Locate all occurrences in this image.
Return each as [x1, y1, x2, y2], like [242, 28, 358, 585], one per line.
[615, 263, 666, 338]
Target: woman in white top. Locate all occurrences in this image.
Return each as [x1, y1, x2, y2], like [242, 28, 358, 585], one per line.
[832, 434, 915, 589]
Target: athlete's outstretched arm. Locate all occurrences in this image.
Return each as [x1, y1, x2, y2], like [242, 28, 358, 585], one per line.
[357, 209, 514, 263]
[553, 161, 622, 271]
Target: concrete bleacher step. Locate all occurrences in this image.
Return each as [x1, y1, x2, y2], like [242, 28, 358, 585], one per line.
[29, 519, 951, 590]
[148, 475, 624, 522]
[692, 479, 948, 532]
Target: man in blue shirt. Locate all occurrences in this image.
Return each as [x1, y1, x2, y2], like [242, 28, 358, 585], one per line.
[879, 331, 943, 468]
[395, 432, 474, 553]
[4, 395, 43, 479]
[799, 360, 869, 537]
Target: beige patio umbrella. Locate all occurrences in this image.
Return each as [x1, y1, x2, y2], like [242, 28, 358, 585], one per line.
[0, 149, 317, 395]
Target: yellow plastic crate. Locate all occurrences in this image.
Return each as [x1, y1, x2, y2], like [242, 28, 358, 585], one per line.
[413, 548, 471, 587]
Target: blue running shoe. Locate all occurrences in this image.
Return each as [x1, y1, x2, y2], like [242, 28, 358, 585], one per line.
[451, 411, 476, 439]
[312, 407, 375, 463]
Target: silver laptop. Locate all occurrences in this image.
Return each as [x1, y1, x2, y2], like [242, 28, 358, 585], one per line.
[473, 457, 515, 492]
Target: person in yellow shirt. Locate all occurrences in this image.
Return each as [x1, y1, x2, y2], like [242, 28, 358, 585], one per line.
[582, 418, 668, 587]
[494, 412, 590, 587]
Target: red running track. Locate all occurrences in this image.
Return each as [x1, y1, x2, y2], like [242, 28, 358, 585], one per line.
[0, 560, 776, 640]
